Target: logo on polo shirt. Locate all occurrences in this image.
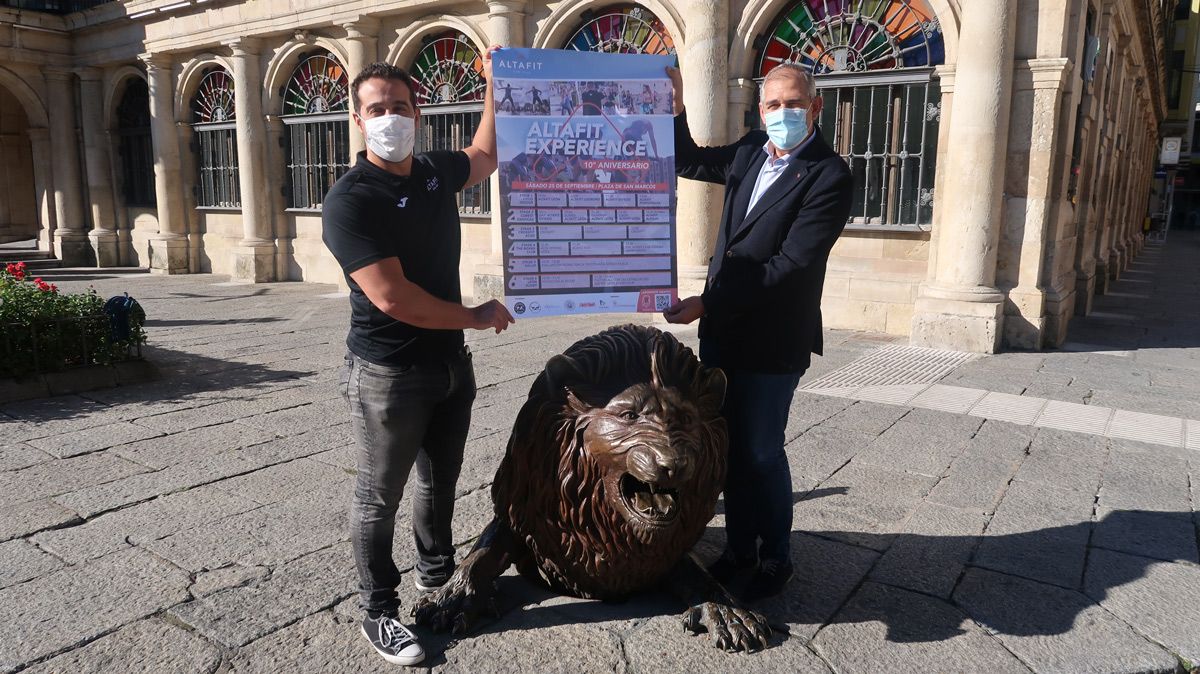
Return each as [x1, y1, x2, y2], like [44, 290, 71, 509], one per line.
[397, 197, 408, 208]
[426, 177, 439, 192]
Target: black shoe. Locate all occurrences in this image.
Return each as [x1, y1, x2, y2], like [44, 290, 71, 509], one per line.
[742, 558, 794, 602]
[361, 612, 425, 666]
[414, 576, 447, 593]
[707, 550, 757, 584]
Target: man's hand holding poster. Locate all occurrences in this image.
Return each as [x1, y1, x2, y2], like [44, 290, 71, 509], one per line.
[494, 48, 677, 318]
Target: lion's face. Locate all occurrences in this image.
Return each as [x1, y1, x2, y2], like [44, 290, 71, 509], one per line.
[575, 382, 713, 534]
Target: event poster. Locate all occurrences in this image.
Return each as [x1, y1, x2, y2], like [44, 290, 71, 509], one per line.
[493, 48, 677, 318]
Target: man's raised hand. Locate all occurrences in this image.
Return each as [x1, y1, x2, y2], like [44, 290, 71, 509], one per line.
[666, 66, 684, 115]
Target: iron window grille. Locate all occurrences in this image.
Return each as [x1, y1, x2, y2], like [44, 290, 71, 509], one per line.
[411, 31, 491, 216]
[754, 0, 945, 230]
[282, 52, 350, 210]
[115, 77, 155, 207]
[191, 68, 241, 208]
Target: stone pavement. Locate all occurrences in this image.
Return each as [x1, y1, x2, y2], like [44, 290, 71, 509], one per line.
[1, 233, 1199, 673]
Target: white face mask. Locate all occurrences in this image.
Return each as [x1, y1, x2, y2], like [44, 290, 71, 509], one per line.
[363, 114, 415, 163]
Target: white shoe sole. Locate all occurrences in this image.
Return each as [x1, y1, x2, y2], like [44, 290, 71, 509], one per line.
[414, 580, 444, 593]
[361, 625, 425, 666]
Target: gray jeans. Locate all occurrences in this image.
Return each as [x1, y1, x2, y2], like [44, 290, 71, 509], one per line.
[341, 347, 475, 614]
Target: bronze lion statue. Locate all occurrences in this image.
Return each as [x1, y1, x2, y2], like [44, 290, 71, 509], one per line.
[413, 324, 771, 652]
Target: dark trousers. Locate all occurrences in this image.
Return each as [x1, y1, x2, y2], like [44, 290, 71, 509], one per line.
[341, 348, 475, 614]
[701, 340, 803, 563]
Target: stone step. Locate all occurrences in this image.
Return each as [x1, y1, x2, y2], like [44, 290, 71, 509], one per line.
[0, 250, 63, 269]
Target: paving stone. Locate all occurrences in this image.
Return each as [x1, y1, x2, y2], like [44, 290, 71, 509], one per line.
[821, 401, 910, 436]
[212, 458, 350, 505]
[962, 420, 1035, 463]
[0, 499, 81, 542]
[792, 463, 938, 552]
[1084, 548, 1200, 664]
[171, 543, 356, 648]
[110, 421, 277, 469]
[623, 613, 833, 673]
[145, 482, 350, 572]
[0, 451, 148, 509]
[973, 480, 1094, 589]
[0, 397, 123, 441]
[944, 369, 1034, 395]
[33, 485, 262, 564]
[748, 532, 879, 641]
[1014, 428, 1108, 494]
[436, 607, 628, 674]
[0, 539, 63, 589]
[234, 422, 353, 464]
[811, 581, 1028, 673]
[926, 453, 1021, 513]
[789, 392, 855, 426]
[0, 548, 191, 671]
[899, 407, 984, 435]
[227, 610, 394, 674]
[190, 564, 271, 598]
[1090, 387, 1200, 421]
[1098, 441, 1192, 512]
[852, 419, 972, 477]
[25, 421, 164, 459]
[19, 618, 223, 674]
[785, 425, 875, 482]
[1091, 506, 1199, 563]
[954, 567, 1177, 674]
[1021, 382, 1094, 404]
[235, 398, 348, 437]
[0, 443, 52, 472]
[869, 503, 987, 598]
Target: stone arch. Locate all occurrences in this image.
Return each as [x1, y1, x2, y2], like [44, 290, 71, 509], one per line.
[176, 54, 235, 124]
[0, 65, 48, 128]
[263, 36, 351, 116]
[531, 0, 685, 52]
[385, 15, 490, 69]
[728, 0, 960, 79]
[105, 65, 148, 131]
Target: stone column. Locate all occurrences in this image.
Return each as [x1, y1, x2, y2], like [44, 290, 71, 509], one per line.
[475, 0, 527, 301]
[727, 78, 756, 142]
[43, 67, 91, 266]
[676, 0, 729, 296]
[226, 39, 276, 282]
[77, 67, 121, 267]
[141, 53, 189, 273]
[911, 0, 1017, 353]
[342, 18, 379, 158]
[26, 127, 56, 253]
[1001, 58, 1071, 350]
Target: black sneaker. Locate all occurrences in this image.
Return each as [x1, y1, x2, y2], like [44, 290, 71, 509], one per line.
[707, 550, 757, 584]
[361, 613, 425, 666]
[742, 558, 794, 602]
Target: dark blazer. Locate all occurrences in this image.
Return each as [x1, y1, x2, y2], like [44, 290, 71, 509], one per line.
[675, 110, 853, 374]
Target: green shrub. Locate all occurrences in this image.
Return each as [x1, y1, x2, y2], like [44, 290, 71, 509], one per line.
[0, 262, 146, 377]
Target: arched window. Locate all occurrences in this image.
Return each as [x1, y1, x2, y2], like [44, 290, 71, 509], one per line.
[756, 0, 945, 228]
[191, 67, 240, 208]
[282, 51, 350, 210]
[410, 31, 490, 215]
[564, 4, 675, 54]
[116, 77, 155, 207]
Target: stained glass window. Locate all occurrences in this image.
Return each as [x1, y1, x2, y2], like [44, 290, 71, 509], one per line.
[410, 32, 491, 215]
[190, 67, 239, 208]
[282, 52, 350, 209]
[116, 77, 155, 207]
[565, 4, 676, 55]
[411, 31, 486, 105]
[756, 0, 945, 228]
[757, 0, 944, 76]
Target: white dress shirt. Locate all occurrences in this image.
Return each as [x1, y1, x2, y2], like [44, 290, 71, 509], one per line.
[746, 132, 816, 214]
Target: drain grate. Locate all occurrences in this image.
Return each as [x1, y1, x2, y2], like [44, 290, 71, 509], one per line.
[801, 344, 975, 392]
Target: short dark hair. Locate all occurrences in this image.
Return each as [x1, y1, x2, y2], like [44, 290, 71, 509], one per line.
[350, 62, 417, 113]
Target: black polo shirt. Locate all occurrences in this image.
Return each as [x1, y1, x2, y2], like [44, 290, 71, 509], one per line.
[322, 150, 471, 366]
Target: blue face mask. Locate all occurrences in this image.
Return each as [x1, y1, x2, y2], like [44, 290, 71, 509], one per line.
[763, 107, 810, 151]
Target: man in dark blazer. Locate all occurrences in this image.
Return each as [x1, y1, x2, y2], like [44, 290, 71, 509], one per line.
[664, 63, 853, 601]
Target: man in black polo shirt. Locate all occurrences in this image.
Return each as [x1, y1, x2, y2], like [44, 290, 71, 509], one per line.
[322, 51, 513, 667]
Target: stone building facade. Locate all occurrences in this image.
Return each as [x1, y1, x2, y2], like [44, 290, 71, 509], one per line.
[0, 0, 1168, 352]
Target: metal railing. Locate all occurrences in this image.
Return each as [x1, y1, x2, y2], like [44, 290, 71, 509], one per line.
[1, 314, 141, 378]
[285, 113, 350, 209]
[418, 105, 492, 216]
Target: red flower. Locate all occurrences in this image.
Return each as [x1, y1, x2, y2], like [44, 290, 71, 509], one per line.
[49, 284, 58, 293]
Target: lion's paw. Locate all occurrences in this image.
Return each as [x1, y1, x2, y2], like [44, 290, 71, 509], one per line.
[680, 602, 771, 652]
[411, 575, 499, 635]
